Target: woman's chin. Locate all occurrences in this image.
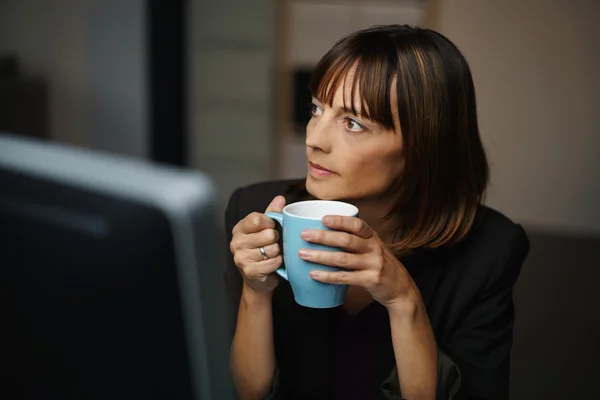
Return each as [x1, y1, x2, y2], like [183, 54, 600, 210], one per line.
[305, 178, 345, 201]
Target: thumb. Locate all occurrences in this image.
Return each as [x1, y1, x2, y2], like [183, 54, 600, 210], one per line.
[265, 195, 286, 213]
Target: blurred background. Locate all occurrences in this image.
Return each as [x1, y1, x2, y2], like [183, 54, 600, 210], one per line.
[0, 0, 598, 398]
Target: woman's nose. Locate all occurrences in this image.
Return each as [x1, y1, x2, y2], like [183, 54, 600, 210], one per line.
[306, 116, 332, 153]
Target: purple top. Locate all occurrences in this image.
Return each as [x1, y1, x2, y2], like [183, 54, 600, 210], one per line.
[331, 303, 392, 400]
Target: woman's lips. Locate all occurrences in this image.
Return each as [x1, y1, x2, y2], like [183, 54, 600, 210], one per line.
[309, 162, 336, 177]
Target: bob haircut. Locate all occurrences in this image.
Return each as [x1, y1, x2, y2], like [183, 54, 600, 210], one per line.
[308, 25, 489, 253]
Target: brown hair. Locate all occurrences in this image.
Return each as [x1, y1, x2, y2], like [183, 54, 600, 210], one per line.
[308, 25, 489, 254]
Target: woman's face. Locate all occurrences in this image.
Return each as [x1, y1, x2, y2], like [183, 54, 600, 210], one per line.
[305, 75, 404, 203]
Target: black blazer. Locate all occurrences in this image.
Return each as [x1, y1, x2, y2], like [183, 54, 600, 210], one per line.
[224, 179, 529, 400]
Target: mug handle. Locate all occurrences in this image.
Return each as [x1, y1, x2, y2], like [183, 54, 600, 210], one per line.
[265, 212, 288, 281]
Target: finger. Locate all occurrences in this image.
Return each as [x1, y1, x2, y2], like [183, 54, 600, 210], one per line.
[248, 242, 281, 262]
[233, 196, 286, 236]
[235, 212, 276, 235]
[309, 269, 376, 286]
[265, 195, 286, 213]
[300, 229, 369, 253]
[242, 256, 283, 280]
[298, 249, 366, 270]
[236, 228, 279, 251]
[322, 216, 373, 239]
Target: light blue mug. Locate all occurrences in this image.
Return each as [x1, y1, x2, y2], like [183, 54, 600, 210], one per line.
[266, 200, 359, 308]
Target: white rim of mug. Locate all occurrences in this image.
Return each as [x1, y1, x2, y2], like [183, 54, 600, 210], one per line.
[282, 200, 359, 220]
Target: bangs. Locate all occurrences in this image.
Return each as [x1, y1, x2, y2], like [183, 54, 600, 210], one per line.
[308, 44, 398, 130]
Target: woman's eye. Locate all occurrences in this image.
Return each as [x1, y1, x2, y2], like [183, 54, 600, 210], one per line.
[344, 118, 365, 132]
[309, 102, 323, 117]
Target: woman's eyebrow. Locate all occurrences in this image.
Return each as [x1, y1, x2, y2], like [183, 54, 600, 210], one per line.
[340, 104, 367, 118]
[311, 94, 323, 103]
[312, 94, 368, 119]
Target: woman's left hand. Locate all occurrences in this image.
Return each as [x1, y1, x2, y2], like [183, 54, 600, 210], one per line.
[299, 215, 417, 308]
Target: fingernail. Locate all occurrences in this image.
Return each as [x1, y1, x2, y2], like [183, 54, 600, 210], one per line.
[298, 249, 310, 258]
[310, 271, 321, 278]
[322, 216, 332, 225]
[300, 230, 313, 239]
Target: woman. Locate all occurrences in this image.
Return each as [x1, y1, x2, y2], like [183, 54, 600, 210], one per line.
[225, 25, 529, 400]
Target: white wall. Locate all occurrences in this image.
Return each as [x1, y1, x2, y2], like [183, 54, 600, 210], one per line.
[433, 0, 600, 234]
[0, 0, 148, 157]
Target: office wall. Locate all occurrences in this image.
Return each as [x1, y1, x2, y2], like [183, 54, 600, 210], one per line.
[0, 0, 88, 146]
[187, 0, 277, 210]
[0, 0, 148, 157]
[433, 0, 600, 234]
[87, 0, 148, 158]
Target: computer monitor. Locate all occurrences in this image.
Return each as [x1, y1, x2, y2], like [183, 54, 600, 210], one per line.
[0, 133, 233, 400]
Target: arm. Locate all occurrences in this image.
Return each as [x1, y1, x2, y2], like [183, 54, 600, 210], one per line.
[224, 190, 285, 400]
[442, 225, 529, 398]
[381, 225, 530, 399]
[230, 287, 276, 400]
[386, 292, 438, 400]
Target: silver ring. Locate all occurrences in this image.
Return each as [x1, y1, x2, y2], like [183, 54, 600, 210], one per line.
[259, 246, 269, 260]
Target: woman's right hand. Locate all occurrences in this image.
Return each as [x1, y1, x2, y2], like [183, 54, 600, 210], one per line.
[230, 195, 286, 294]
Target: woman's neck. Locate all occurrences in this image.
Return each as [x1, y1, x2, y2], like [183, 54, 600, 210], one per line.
[350, 198, 399, 245]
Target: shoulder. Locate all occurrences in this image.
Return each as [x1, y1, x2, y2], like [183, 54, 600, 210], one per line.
[224, 178, 305, 230]
[412, 205, 529, 297]
[473, 205, 529, 263]
[455, 205, 530, 289]
[412, 205, 530, 336]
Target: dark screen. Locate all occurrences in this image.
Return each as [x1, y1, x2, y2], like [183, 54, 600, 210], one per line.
[293, 68, 313, 130]
[0, 168, 194, 399]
